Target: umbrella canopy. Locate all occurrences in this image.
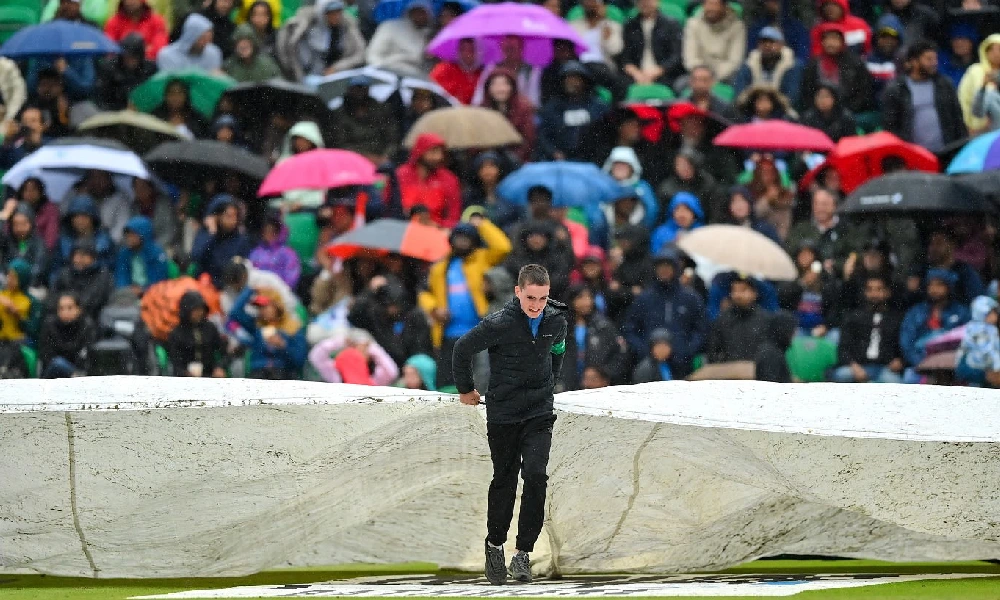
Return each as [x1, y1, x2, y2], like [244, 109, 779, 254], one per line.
[374, 0, 479, 23]
[310, 66, 402, 104]
[258, 150, 377, 196]
[713, 120, 834, 152]
[946, 130, 1000, 174]
[953, 171, 1000, 202]
[841, 172, 994, 216]
[799, 132, 940, 194]
[497, 162, 627, 208]
[130, 69, 236, 120]
[427, 3, 588, 67]
[0, 19, 119, 57]
[77, 111, 184, 155]
[403, 106, 522, 148]
[226, 79, 328, 120]
[145, 140, 271, 184]
[676, 225, 798, 281]
[1, 142, 149, 202]
[326, 219, 450, 262]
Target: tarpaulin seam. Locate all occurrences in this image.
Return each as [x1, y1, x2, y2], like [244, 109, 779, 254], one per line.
[605, 422, 661, 552]
[65, 413, 99, 578]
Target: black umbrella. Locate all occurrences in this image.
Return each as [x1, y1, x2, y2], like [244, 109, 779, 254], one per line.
[144, 140, 271, 184]
[840, 172, 995, 216]
[953, 171, 1000, 199]
[225, 78, 329, 120]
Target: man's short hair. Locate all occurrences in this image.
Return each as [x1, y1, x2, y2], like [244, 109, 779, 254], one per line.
[906, 39, 937, 63]
[221, 259, 248, 287]
[517, 264, 550, 288]
[690, 64, 715, 79]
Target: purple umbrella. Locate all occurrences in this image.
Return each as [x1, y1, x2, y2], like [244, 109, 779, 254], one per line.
[427, 2, 588, 67]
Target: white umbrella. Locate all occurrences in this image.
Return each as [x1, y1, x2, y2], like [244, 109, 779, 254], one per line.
[676, 225, 798, 281]
[2, 143, 150, 202]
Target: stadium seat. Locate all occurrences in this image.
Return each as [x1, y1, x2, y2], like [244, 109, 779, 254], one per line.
[786, 336, 838, 383]
[154, 344, 170, 375]
[285, 211, 320, 264]
[712, 82, 735, 103]
[626, 1, 687, 23]
[20, 345, 38, 378]
[566, 4, 626, 23]
[0, 3, 41, 44]
[595, 86, 613, 104]
[627, 83, 676, 102]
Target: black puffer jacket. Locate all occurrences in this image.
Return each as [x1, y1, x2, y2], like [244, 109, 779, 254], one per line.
[453, 298, 568, 424]
[166, 291, 226, 376]
[37, 313, 97, 368]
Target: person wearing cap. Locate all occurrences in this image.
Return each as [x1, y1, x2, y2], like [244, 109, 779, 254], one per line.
[621, 0, 684, 88]
[95, 33, 157, 110]
[366, 0, 435, 77]
[798, 25, 874, 115]
[899, 269, 971, 382]
[706, 273, 772, 364]
[537, 61, 609, 161]
[277, 0, 365, 81]
[104, 0, 169, 60]
[732, 26, 803, 104]
[865, 14, 905, 95]
[682, 0, 746, 84]
[328, 75, 399, 162]
[157, 13, 224, 72]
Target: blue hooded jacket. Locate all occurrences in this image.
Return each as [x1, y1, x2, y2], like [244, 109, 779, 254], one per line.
[957, 296, 1000, 372]
[52, 195, 116, 284]
[115, 216, 169, 290]
[191, 194, 253, 288]
[228, 287, 307, 376]
[900, 269, 971, 366]
[650, 192, 704, 254]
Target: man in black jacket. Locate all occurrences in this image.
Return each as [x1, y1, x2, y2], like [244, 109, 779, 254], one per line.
[832, 274, 905, 383]
[706, 274, 771, 363]
[453, 264, 567, 586]
[798, 27, 874, 115]
[621, 0, 684, 88]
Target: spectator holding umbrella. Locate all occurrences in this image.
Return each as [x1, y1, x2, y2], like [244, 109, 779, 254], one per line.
[473, 35, 544, 107]
[157, 13, 223, 73]
[95, 33, 157, 111]
[537, 61, 609, 161]
[900, 269, 970, 382]
[395, 133, 463, 228]
[73, 169, 132, 244]
[430, 38, 483, 105]
[104, 0, 169, 60]
[166, 290, 227, 377]
[621, 0, 684, 89]
[328, 76, 399, 163]
[832, 274, 905, 383]
[38, 292, 97, 378]
[479, 69, 536, 162]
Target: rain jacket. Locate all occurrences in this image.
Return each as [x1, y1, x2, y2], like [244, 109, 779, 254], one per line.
[248, 222, 301, 289]
[601, 146, 658, 231]
[0, 203, 48, 289]
[114, 216, 169, 291]
[49, 241, 115, 319]
[365, 14, 432, 77]
[229, 286, 307, 376]
[104, 0, 169, 59]
[882, 69, 967, 150]
[281, 3, 365, 80]
[96, 34, 158, 110]
[900, 271, 971, 367]
[156, 13, 224, 72]
[400, 353, 437, 390]
[224, 24, 282, 82]
[0, 58, 26, 127]
[395, 133, 463, 228]
[838, 303, 903, 367]
[348, 283, 433, 368]
[537, 63, 610, 160]
[707, 300, 772, 364]
[0, 258, 32, 341]
[682, 4, 747, 82]
[799, 26, 874, 114]
[809, 0, 871, 56]
[865, 14, 904, 92]
[561, 309, 627, 390]
[273, 121, 326, 210]
[166, 290, 226, 376]
[430, 59, 482, 105]
[733, 45, 803, 105]
[800, 82, 857, 142]
[650, 192, 704, 254]
[191, 195, 254, 289]
[308, 331, 400, 385]
[502, 220, 573, 303]
[958, 34, 1000, 133]
[328, 94, 398, 158]
[52, 196, 116, 280]
[957, 296, 1000, 372]
[38, 311, 97, 372]
[754, 310, 798, 383]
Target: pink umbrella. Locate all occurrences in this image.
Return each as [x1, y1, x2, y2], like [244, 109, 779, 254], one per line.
[427, 2, 588, 67]
[257, 149, 377, 196]
[713, 120, 835, 152]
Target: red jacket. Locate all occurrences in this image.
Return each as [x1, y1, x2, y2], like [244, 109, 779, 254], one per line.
[810, 0, 871, 57]
[104, 2, 168, 60]
[430, 61, 482, 105]
[395, 133, 463, 228]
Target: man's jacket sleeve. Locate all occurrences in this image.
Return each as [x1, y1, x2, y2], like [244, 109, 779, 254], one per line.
[452, 320, 494, 394]
[550, 316, 568, 383]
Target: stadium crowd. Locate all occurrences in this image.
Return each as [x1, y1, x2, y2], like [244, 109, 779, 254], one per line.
[0, 0, 999, 389]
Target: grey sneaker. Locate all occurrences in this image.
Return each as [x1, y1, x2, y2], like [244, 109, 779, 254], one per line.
[485, 541, 507, 585]
[508, 550, 531, 583]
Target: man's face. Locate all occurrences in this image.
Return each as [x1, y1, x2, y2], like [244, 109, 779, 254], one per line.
[408, 6, 431, 28]
[37, 77, 61, 101]
[821, 1, 844, 21]
[927, 233, 953, 265]
[85, 170, 113, 197]
[927, 279, 949, 303]
[730, 281, 757, 308]
[582, 0, 601, 17]
[952, 37, 973, 58]
[812, 190, 836, 223]
[193, 29, 213, 52]
[215, 0, 235, 13]
[60, 0, 81, 18]
[864, 279, 891, 307]
[71, 251, 95, 271]
[529, 195, 552, 218]
[563, 73, 584, 95]
[526, 232, 548, 252]
[219, 206, 239, 232]
[890, 0, 910, 9]
[619, 118, 640, 144]
[862, 248, 885, 271]
[450, 234, 473, 254]
[651, 341, 672, 362]
[877, 33, 900, 55]
[638, 0, 658, 17]
[326, 8, 343, 26]
[760, 39, 782, 59]
[764, 0, 780, 16]
[71, 214, 93, 233]
[654, 261, 675, 282]
[702, 0, 724, 21]
[20, 108, 44, 133]
[582, 367, 609, 389]
[502, 36, 524, 62]
[690, 67, 713, 96]
[815, 88, 835, 112]
[821, 32, 845, 56]
[553, 39, 575, 62]
[515, 283, 550, 318]
[988, 43, 1000, 68]
[915, 50, 938, 77]
[458, 39, 476, 63]
[420, 145, 445, 170]
[125, 231, 142, 250]
[189, 306, 207, 323]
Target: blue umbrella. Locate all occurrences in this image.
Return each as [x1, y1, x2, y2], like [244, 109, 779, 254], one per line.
[374, 0, 479, 23]
[946, 130, 1000, 174]
[497, 162, 629, 208]
[0, 19, 119, 57]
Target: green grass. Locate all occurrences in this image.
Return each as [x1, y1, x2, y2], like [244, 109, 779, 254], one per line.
[2, 560, 999, 600]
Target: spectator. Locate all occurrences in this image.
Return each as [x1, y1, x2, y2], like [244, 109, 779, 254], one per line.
[912, 229, 986, 306]
[25, 56, 96, 109]
[955, 296, 1000, 386]
[537, 61, 609, 161]
[224, 24, 282, 82]
[27, 69, 72, 138]
[9, 178, 59, 251]
[540, 38, 581, 106]
[0, 259, 32, 343]
[365, 0, 434, 77]
[241, 0, 277, 56]
[622, 0, 683, 89]
[786, 187, 864, 271]
[657, 150, 724, 224]
[430, 38, 483, 105]
[151, 79, 210, 139]
[707, 270, 779, 321]
[503, 220, 573, 302]
[308, 329, 399, 385]
[748, 155, 795, 240]
[735, 84, 797, 122]
[328, 76, 398, 163]
[810, 0, 871, 56]
[832, 274, 904, 383]
[631, 327, 674, 383]
[745, 0, 810, 61]
[723, 185, 781, 243]
[191, 195, 253, 289]
[0, 107, 50, 171]
[505, 187, 580, 263]
[229, 286, 308, 379]
[473, 35, 544, 107]
[397, 353, 437, 390]
[682, 0, 746, 84]
[754, 310, 798, 382]
[272, 120, 325, 211]
[421, 215, 511, 388]
[622, 247, 707, 377]
[799, 26, 874, 116]
[684, 65, 739, 122]
[212, 114, 245, 147]
[51, 196, 115, 279]
[608, 225, 653, 322]
[972, 67, 1000, 130]
[348, 281, 432, 367]
[569, 246, 612, 314]
[279, 0, 365, 81]
[201, 0, 237, 58]
[732, 27, 804, 105]
[581, 363, 612, 389]
[479, 69, 537, 162]
[882, 40, 967, 153]
[0, 204, 47, 290]
[249, 211, 301, 290]
[866, 14, 904, 96]
[157, 13, 224, 72]
[651, 192, 704, 253]
[958, 34, 1000, 134]
[395, 133, 462, 228]
[841, 238, 905, 312]
[567, 0, 625, 99]
[602, 146, 659, 230]
[73, 169, 132, 244]
[800, 82, 857, 141]
[166, 290, 227, 377]
[900, 269, 970, 379]
[95, 34, 157, 111]
[882, 0, 939, 48]
[114, 216, 169, 295]
[38, 292, 96, 378]
[131, 178, 177, 254]
[220, 259, 301, 326]
[706, 273, 771, 363]
[463, 152, 521, 229]
[0, 58, 27, 131]
[779, 242, 842, 339]
[939, 23, 978, 87]
[49, 241, 114, 319]
[104, 0, 169, 60]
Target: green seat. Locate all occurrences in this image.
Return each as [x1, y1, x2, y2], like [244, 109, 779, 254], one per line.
[712, 82, 735, 103]
[285, 211, 320, 264]
[282, 0, 301, 22]
[0, 5, 40, 44]
[295, 303, 309, 325]
[20, 345, 37, 378]
[691, 353, 705, 371]
[595, 85, 613, 104]
[566, 4, 626, 23]
[166, 259, 180, 279]
[627, 83, 676, 102]
[786, 336, 837, 383]
[155, 344, 170, 374]
[627, 1, 686, 23]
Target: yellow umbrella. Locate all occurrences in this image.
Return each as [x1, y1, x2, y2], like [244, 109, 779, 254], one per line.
[403, 106, 523, 149]
[676, 224, 798, 281]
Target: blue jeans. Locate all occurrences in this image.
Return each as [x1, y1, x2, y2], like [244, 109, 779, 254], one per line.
[42, 356, 77, 379]
[831, 364, 903, 383]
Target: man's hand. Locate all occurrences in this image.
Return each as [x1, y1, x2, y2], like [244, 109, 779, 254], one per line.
[459, 389, 481, 405]
[431, 307, 450, 323]
[850, 362, 869, 382]
[888, 358, 903, 373]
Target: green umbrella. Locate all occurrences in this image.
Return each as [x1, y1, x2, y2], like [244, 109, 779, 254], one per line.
[129, 69, 236, 120]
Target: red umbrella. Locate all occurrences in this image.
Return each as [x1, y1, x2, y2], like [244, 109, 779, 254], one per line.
[326, 218, 451, 262]
[713, 120, 835, 152]
[258, 149, 377, 196]
[798, 132, 940, 194]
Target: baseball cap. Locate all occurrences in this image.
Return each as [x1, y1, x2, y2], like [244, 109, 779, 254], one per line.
[759, 27, 784, 43]
[323, 0, 345, 11]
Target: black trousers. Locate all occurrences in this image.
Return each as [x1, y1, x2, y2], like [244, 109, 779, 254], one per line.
[485, 413, 555, 553]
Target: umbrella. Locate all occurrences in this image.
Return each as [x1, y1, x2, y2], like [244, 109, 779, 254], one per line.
[1, 142, 149, 202]
[798, 132, 940, 194]
[326, 219, 450, 262]
[374, 0, 479, 23]
[0, 19, 119, 57]
[403, 106, 522, 148]
[145, 140, 271, 184]
[953, 170, 1000, 202]
[675, 225, 798, 281]
[77, 111, 184, 155]
[226, 79, 328, 120]
[916, 350, 958, 374]
[129, 69, 236, 120]
[713, 120, 834, 152]
[946, 130, 1000, 174]
[497, 162, 627, 208]
[840, 172, 994, 216]
[309, 66, 402, 104]
[427, 3, 588, 67]
[258, 150, 377, 196]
